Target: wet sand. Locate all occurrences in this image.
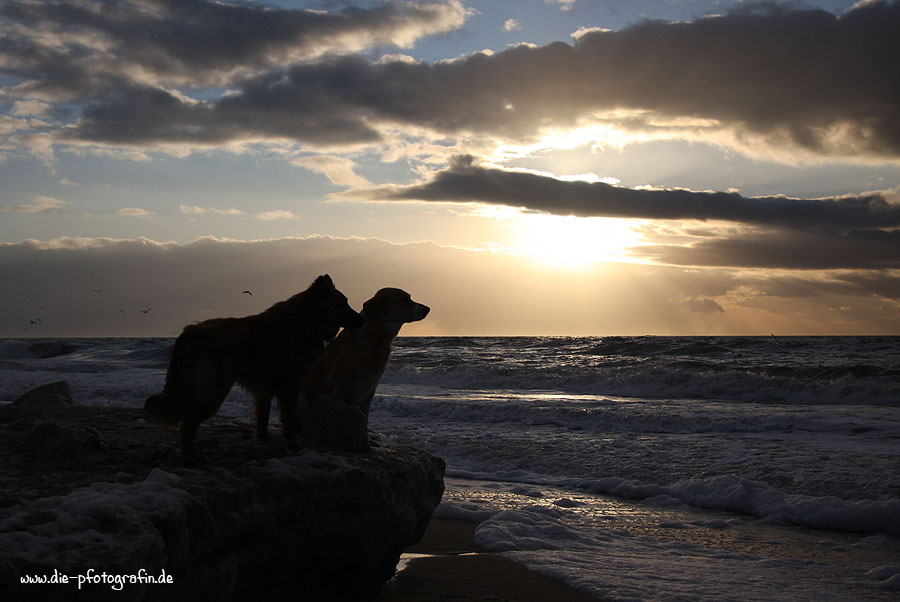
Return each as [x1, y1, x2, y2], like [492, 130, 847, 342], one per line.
[377, 518, 600, 602]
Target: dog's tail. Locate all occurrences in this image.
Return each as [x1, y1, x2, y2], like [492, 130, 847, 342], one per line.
[143, 333, 197, 425]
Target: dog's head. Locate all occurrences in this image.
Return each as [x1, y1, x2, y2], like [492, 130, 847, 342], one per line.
[362, 288, 429, 334]
[311, 274, 366, 337]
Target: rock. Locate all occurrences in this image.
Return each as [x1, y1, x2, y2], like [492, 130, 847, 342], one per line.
[0, 382, 445, 602]
[301, 394, 370, 453]
[13, 380, 73, 407]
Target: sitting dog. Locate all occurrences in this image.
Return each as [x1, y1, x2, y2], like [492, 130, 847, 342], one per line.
[302, 288, 429, 421]
[144, 274, 365, 464]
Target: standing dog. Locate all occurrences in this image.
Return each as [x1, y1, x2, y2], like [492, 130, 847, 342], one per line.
[144, 274, 365, 464]
[303, 288, 429, 419]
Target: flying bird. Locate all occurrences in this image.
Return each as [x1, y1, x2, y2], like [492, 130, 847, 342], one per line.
[242, 290, 253, 296]
[118, 308, 126, 315]
[92, 288, 105, 293]
[141, 307, 151, 314]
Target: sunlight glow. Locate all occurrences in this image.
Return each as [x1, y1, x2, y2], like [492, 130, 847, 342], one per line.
[498, 123, 638, 158]
[512, 213, 645, 269]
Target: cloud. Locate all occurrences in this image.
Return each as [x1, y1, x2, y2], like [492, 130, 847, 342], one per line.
[0, 195, 66, 213]
[64, 79, 384, 147]
[290, 154, 371, 187]
[43, 1, 900, 161]
[1, 235, 896, 336]
[256, 210, 299, 221]
[180, 205, 245, 216]
[546, 0, 577, 11]
[634, 229, 900, 270]
[571, 26, 610, 39]
[683, 298, 725, 314]
[504, 18, 521, 32]
[340, 156, 900, 230]
[0, 0, 471, 96]
[117, 207, 154, 217]
[10, 100, 52, 117]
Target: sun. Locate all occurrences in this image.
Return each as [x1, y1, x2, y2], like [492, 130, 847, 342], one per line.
[512, 213, 643, 269]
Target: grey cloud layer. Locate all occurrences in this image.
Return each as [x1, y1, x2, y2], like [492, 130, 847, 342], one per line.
[1, 236, 896, 336]
[47, 1, 900, 158]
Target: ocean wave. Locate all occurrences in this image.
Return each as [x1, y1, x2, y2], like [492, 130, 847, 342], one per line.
[374, 392, 897, 437]
[0, 339, 81, 360]
[379, 336, 900, 406]
[574, 475, 900, 536]
[381, 362, 900, 406]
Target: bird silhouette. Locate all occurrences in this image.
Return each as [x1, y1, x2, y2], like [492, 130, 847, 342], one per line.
[118, 308, 126, 315]
[92, 288, 105, 293]
[242, 290, 253, 296]
[141, 307, 151, 314]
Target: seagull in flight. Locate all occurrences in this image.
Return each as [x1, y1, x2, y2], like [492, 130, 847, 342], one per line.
[92, 288, 106, 293]
[118, 308, 126, 315]
[242, 290, 253, 296]
[141, 307, 151, 314]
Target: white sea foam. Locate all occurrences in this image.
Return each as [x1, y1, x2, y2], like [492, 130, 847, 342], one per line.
[3, 336, 899, 600]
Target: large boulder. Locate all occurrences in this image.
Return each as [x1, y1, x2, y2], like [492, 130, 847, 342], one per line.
[12, 380, 73, 407]
[0, 382, 445, 601]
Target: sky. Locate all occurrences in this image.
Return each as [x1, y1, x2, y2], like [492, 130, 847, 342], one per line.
[1, 0, 899, 337]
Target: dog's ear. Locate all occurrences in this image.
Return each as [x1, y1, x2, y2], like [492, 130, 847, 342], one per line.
[362, 295, 382, 318]
[312, 274, 334, 292]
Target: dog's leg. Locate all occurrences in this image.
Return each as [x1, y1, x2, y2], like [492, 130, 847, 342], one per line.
[359, 391, 376, 417]
[255, 395, 273, 439]
[180, 418, 203, 465]
[180, 358, 231, 465]
[296, 390, 312, 433]
[278, 390, 301, 450]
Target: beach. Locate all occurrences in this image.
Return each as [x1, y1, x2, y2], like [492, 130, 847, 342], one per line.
[380, 518, 600, 602]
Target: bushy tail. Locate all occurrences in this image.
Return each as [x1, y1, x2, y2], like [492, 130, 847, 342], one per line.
[143, 332, 197, 425]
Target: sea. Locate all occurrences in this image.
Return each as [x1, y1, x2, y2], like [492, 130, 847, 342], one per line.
[1, 335, 899, 601]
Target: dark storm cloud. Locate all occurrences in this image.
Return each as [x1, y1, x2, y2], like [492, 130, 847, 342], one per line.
[634, 229, 900, 270]
[756, 271, 900, 300]
[0, 0, 468, 97]
[351, 156, 900, 230]
[49, 0, 900, 158]
[66, 81, 383, 146]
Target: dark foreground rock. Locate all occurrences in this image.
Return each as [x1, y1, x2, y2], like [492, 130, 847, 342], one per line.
[0, 382, 445, 602]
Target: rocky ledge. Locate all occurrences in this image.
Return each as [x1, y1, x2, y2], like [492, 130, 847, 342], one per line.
[0, 382, 445, 601]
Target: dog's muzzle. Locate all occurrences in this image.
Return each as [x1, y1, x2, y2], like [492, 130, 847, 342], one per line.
[414, 303, 430, 321]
